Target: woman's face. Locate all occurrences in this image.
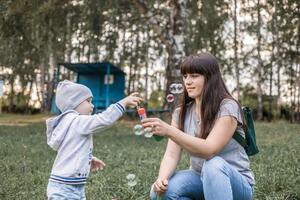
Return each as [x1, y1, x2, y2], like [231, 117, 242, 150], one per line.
[183, 73, 205, 99]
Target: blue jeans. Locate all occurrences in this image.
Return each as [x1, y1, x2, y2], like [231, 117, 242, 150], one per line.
[150, 156, 253, 200]
[47, 181, 86, 200]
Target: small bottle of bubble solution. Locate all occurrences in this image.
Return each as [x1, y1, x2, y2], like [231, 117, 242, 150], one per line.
[137, 107, 147, 120]
[137, 106, 163, 141]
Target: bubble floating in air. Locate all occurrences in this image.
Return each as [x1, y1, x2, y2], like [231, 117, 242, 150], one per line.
[169, 83, 177, 94]
[133, 124, 144, 136]
[176, 83, 184, 94]
[144, 127, 153, 138]
[166, 94, 174, 102]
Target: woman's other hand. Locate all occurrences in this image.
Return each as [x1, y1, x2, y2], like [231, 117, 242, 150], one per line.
[153, 178, 169, 194]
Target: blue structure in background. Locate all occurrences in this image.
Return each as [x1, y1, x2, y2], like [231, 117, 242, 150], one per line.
[51, 62, 125, 114]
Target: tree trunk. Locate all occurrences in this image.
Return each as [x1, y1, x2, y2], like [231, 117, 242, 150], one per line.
[46, 51, 56, 112]
[256, 0, 263, 120]
[25, 80, 33, 114]
[39, 58, 46, 112]
[8, 75, 15, 112]
[66, 12, 72, 63]
[46, 18, 57, 112]
[295, 13, 300, 122]
[277, 49, 282, 116]
[296, 56, 300, 122]
[133, 0, 188, 109]
[35, 73, 42, 111]
[35, 23, 46, 112]
[127, 58, 133, 95]
[145, 47, 149, 109]
[269, 12, 275, 120]
[289, 44, 295, 123]
[269, 44, 274, 120]
[234, 0, 240, 100]
[296, 7, 300, 122]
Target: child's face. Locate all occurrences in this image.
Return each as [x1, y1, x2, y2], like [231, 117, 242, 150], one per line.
[75, 97, 94, 115]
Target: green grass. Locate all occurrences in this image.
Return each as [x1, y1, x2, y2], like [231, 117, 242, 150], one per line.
[0, 119, 299, 200]
[0, 113, 50, 126]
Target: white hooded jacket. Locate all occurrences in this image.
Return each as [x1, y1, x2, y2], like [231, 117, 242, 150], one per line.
[46, 103, 125, 184]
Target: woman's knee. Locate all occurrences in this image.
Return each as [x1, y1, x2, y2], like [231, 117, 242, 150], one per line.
[162, 177, 183, 199]
[149, 185, 178, 200]
[149, 183, 179, 200]
[202, 156, 229, 178]
[164, 170, 203, 200]
[149, 171, 191, 200]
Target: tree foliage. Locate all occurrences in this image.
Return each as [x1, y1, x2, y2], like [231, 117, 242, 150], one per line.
[0, 0, 299, 121]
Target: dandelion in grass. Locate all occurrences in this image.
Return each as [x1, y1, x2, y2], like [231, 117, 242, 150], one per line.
[126, 173, 135, 180]
[133, 124, 144, 136]
[126, 173, 137, 187]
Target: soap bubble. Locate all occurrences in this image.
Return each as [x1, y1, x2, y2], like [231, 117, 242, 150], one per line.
[126, 173, 137, 187]
[169, 83, 177, 94]
[144, 127, 153, 138]
[166, 94, 174, 102]
[134, 125, 153, 138]
[133, 124, 144, 136]
[176, 83, 184, 94]
[169, 83, 184, 94]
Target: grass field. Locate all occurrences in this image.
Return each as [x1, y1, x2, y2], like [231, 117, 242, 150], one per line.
[0, 115, 299, 200]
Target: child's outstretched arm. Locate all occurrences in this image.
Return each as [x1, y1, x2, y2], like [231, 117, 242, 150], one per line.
[75, 93, 142, 135]
[118, 92, 141, 108]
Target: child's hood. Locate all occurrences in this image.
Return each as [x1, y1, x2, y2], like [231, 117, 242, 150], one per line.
[46, 110, 78, 151]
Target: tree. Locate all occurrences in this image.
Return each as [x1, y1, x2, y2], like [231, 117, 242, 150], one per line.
[133, 0, 188, 108]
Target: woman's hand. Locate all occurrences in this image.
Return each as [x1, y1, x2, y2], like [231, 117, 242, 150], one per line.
[141, 118, 172, 137]
[152, 178, 169, 194]
[91, 156, 106, 172]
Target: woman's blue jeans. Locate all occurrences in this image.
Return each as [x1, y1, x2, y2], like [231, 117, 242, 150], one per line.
[150, 156, 253, 200]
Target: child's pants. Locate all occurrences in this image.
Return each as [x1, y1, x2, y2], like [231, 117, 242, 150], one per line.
[47, 181, 86, 200]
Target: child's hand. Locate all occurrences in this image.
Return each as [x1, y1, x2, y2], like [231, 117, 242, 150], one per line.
[91, 156, 106, 172]
[119, 92, 142, 108]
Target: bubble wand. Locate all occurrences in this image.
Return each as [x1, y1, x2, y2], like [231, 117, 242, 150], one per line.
[137, 106, 163, 141]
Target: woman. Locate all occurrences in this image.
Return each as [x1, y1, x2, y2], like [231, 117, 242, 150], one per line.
[142, 53, 254, 200]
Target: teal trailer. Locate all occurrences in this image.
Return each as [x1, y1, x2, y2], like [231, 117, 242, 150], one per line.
[51, 62, 125, 113]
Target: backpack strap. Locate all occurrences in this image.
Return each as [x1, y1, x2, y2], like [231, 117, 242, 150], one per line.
[232, 131, 247, 148]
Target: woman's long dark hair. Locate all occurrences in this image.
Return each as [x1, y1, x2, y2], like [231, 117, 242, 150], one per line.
[178, 53, 245, 139]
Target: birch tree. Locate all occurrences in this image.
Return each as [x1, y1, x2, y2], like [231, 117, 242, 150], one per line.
[133, 0, 188, 108]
